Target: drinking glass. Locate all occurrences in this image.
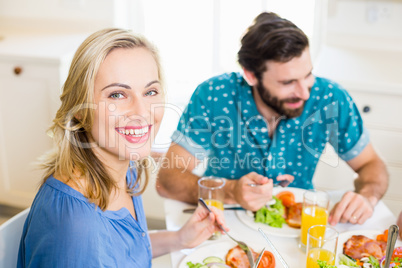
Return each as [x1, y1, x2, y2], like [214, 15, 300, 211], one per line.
[306, 225, 338, 268]
[299, 190, 329, 249]
[198, 176, 225, 240]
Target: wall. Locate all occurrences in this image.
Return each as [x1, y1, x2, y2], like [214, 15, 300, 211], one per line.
[0, 0, 141, 33]
[325, 0, 402, 51]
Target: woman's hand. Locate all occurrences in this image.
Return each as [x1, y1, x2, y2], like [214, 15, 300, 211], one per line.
[177, 205, 227, 249]
[149, 205, 227, 257]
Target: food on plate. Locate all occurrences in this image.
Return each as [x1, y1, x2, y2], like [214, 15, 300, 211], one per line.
[375, 229, 388, 242]
[342, 229, 390, 261]
[255, 196, 286, 228]
[315, 229, 402, 268]
[285, 202, 302, 228]
[318, 254, 379, 268]
[343, 235, 385, 260]
[318, 254, 382, 268]
[187, 245, 275, 268]
[187, 256, 229, 268]
[226, 245, 275, 268]
[393, 246, 402, 259]
[276, 191, 296, 207]
[337, 253, 359, 267]
[226, 245, 258, 268]
[257, 251, 276, 268]
[254, 191, 302, 229]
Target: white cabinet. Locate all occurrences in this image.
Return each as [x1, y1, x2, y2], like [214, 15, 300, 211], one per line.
[0, 60, 59, 207]
[0, 33, 85, 208]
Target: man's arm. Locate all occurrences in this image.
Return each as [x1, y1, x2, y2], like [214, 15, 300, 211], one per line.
[156, 143, 201, 204]
[156, 143, 275, 210]
[329, 143, 389, 225]
[349, 143, 388, 206]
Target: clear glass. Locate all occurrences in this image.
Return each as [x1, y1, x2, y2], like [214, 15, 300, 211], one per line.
[306, 225, 339, 268]
[198, 176, 225, 240]
[299, 190, 330, 250]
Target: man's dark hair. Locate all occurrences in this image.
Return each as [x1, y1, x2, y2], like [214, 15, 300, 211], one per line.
[238, 12, 309, 80]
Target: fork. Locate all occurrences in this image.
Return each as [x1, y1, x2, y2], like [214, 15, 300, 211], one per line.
[248, 179, 291, 188]
[198, 198, 254, 267]
[254, 247, 265, 268]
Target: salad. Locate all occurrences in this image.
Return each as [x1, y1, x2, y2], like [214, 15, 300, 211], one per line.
[317, 247, 402, 268]
[186, 245, 276, 268]
[254, 191, 301, 228]
[186, 256, 229, 268]
[254, 196, 286, 228]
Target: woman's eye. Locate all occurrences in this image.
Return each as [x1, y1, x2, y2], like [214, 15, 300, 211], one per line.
[145, 90, 158, 97]
[109, 92, 125, 99]
[283, 81, 293, 85]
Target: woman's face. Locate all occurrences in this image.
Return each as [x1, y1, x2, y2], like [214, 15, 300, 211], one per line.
[91, 47, 164, 162]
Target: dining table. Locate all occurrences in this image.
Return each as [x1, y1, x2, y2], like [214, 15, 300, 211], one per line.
[164, 189, 398, 268]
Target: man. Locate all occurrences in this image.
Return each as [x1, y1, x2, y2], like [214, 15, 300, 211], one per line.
[156, 12, 388, 225]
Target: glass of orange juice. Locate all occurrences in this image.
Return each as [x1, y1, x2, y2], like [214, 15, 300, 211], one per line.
[306, 225, 338, 268]
[299, 190, 329, 250]
[198, 176, 225, 240]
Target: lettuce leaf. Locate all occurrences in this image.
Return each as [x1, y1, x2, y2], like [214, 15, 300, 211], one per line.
[254, 197, 286, 228]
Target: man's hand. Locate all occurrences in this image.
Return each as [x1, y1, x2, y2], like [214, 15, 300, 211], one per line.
[230, 172, 274, 211]
[397, 211, 402, 240]
[328, 191, 375, 225]
[276, 174, 295, 186]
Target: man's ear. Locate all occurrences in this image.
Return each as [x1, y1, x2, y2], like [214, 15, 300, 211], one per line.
[242, 67, 258, 86]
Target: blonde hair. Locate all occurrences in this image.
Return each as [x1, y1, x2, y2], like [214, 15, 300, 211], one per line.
[39, 28, 163, 210]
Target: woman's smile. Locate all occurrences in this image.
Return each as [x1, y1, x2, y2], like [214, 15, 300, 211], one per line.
[116, 125, 153, 144]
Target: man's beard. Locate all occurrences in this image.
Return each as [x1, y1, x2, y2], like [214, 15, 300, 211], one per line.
[256, 81, 309, 118]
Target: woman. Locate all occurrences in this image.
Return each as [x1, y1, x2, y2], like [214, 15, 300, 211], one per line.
[17, 28, 225, 267]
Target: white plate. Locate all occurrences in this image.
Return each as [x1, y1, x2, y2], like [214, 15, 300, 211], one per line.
[178, 239, 283, 268]
[235, 187, 306, 238]
[178, 240, 234, 268]
[335, 229, 402, 265]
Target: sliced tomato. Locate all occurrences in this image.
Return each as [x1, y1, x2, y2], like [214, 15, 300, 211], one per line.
[257, 250, 275, 268]
[276, 191, 295, 207]
[392, 246, 402, 259]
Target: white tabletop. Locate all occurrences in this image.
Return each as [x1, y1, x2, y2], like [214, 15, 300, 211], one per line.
[164, 190, 397, 268]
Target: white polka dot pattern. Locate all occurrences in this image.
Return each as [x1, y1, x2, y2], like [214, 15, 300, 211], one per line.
[172, 72, 369, 189]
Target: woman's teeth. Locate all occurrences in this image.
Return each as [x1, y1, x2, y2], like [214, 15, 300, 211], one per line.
[118, 127, 149, 137]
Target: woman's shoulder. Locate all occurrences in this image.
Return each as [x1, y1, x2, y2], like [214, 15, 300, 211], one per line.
[29, 176, 99, 226]
[20, 177, 112, 267]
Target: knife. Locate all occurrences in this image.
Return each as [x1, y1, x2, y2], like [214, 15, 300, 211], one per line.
[183, 205, 245, 214]
[258, 228, 289, 268]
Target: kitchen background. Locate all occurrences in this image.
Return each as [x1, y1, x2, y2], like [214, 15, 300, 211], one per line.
[0, 0, 401, 263]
